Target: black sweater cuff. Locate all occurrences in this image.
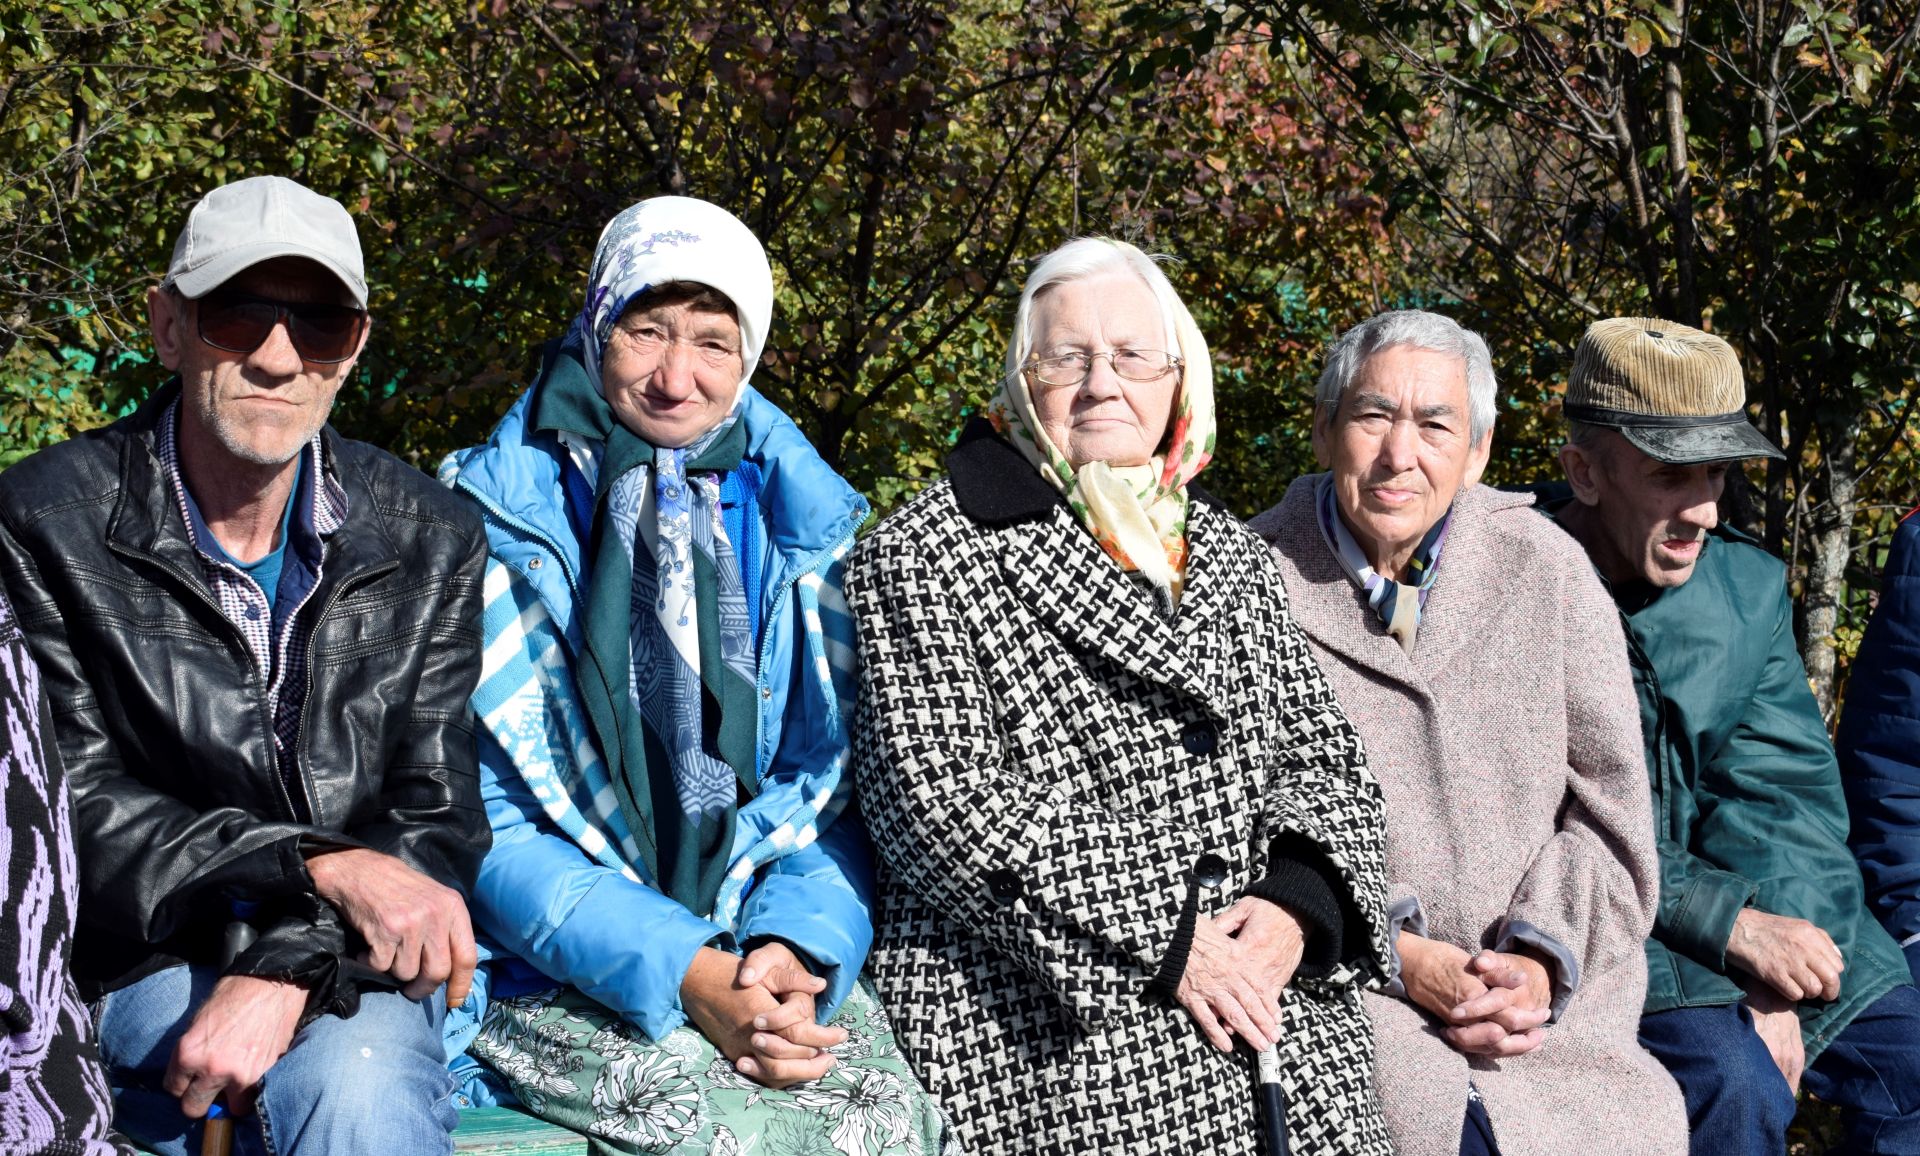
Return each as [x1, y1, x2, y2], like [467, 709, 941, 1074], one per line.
[1243, 832, 1356, 978]
[1149, 887, 1202, 998]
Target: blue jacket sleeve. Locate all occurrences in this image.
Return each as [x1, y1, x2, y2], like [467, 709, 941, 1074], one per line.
[737, 815, 875, 1017]
[1839, 515, 1920, 947]
[735, 557, 875, 1019]
[472, 728, 725, 1040]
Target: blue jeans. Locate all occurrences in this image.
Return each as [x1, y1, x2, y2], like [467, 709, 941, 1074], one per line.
[1460, 1095, 1500, 1156]
[95, 965, 457, 1156]
[1802, 985, 1920, 1155]
[1640, 987, 1920, 1156]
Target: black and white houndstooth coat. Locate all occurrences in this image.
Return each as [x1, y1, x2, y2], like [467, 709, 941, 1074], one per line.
[848, 422, 1395, 1156]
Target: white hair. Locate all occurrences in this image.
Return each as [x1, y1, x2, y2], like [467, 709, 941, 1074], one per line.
[1003, 237, 1184, 381]
[1316, 309, 1498, 444]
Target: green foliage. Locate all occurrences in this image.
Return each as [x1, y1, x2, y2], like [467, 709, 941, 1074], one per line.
[0, 362, 111, 467]
[5, 0, 1908, 709]
[0, 0, 440, 451]
[3, 0, 1157, 496]
[1155, 0, 1920, 706]
[1088, 36, 1413, 513]
[0, 0, 1410, 519]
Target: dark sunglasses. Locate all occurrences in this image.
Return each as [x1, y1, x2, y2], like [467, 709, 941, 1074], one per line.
[194, 289, 369, 365]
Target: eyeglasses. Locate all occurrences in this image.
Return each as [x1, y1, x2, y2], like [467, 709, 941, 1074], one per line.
[1024, 349, 1181, 388]
[193, 289, 369, 365]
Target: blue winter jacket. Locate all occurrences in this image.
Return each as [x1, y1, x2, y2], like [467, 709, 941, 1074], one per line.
[440, 351, 874, 1042]
[1839, 509, 1920, 956]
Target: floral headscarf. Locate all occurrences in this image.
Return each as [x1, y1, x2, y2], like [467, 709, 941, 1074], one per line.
[986, 240, 1216, 604]
[571, 195, 774, 396]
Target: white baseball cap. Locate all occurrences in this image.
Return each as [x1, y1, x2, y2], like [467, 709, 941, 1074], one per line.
[162, 176, 367, 307]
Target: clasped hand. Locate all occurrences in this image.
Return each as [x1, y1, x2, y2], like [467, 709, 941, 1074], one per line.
[1175, 896, 1306, 1053]
[681, 942, 847, 1089]
[1724, 907, 1841, 1091]
[1725, 907, 1844, 1004]
[1398, 933, 1553, 1057]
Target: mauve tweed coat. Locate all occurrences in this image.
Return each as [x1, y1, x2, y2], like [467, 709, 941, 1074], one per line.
[1251, 478, 1688, 1156]
[848, 429, 1395, 1156]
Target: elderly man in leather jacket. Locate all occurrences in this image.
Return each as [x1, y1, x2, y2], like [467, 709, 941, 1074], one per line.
[0, 176, 490, 1156]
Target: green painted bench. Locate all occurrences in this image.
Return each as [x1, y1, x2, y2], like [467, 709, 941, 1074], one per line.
[453, 1107, 589, 1154]
[136, 1107, 587, 1155]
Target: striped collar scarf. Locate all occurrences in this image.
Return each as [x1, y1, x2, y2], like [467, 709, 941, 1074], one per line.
[1315, 473, 1453, 652]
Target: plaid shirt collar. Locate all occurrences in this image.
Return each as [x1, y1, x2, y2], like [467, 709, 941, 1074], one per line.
[153, 401, 350, 813]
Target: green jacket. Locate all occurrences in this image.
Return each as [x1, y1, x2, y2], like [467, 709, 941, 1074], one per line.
[1546, 501, 1909, 1058]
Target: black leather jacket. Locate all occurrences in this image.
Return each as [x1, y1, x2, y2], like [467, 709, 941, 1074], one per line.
[0, 383, 491, 1020]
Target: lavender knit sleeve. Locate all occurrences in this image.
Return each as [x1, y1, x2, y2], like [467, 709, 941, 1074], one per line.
[1, 590, 133, 1155]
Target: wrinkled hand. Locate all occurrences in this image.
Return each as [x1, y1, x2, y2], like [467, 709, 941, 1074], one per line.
[1742, 982, 1806, 1093]
[307, 847, 478, 1005]
[734, 942, 847, 1084]
[1398, 934, 1548, 1058]
[1176, 914, 1280, 1053]
[1216, 896, 1307, 1004]
[1397, 934, 1482, 1019]
[165, 975, 307, 1118]
[681, 947, 837, 1089]
[1726, 908, 1844, 1003]
[1446, 951, 1552, 1055]
[1462, 951, 1552, 1024]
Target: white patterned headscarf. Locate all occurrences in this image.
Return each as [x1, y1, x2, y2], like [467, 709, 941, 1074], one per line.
[987, 237, 1216, 604]
[574, 195, 774, 396]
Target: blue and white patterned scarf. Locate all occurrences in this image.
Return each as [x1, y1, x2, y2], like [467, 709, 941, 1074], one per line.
[538, 195, 781, 911]
[1315, 473, 1453, 652]
[604, 417, 756, 824]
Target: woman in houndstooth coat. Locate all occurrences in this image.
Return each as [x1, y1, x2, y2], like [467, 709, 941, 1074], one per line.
[847, 238, 1394, 1156]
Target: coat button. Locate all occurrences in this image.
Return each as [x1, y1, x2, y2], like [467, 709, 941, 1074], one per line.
[1181, 722, 1218, 757]
[984, 868, 1024, 905]
[527, 556, 543, 570]
[1193, 853, 1229, 890]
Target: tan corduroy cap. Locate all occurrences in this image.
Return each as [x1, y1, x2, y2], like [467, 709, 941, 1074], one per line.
[1565, 317, 1783, 463]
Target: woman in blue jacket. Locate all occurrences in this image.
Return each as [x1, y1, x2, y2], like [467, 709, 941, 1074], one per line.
[1840, 507, 1920, 983]
[440, 196, 945, 1155]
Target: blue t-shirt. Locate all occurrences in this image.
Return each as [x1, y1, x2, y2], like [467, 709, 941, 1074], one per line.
[199, 457, 302, 611]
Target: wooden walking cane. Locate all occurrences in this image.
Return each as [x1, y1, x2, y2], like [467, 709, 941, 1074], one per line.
[201, 907, 260, 1156]
[200, 1096, 237, 1155]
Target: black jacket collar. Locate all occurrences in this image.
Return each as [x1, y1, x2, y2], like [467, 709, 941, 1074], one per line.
[946, 416, 1227, 524]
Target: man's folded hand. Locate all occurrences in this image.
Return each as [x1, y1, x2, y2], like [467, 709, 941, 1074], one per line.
[1726, 907, 1845, 1004]
[307, 847, 478, 1005]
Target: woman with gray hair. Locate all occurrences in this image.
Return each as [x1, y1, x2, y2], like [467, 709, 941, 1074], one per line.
[849, 237, 1394, 1154]
[1251, 310, 1686, 1156]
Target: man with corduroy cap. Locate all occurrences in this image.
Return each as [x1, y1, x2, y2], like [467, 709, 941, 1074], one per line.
[1547, 318, 1920, 1156]
[0, 176, 489, 1155]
